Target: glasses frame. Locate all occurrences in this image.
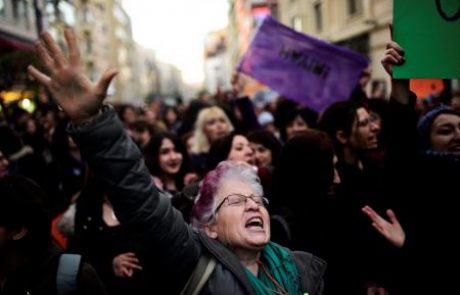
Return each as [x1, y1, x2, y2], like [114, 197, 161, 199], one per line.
[214, 193, 269, 215]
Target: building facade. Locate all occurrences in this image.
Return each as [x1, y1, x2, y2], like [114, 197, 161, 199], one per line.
[0, 0, 41, 103]
[227, 0, 278, 96]
[204, 29, 231, 94]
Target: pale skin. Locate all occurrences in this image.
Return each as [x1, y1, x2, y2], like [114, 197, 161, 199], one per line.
[112, 252, 143, 278]
[203, 179, 270, 276]
[361, 206, 405, 248]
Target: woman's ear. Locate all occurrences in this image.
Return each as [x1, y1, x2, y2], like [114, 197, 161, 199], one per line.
[336, 130, 348, 145]
[203, 223, 218, 239]
[12, 227, 28, 241]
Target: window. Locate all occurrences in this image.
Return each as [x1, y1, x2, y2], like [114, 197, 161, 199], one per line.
[12, 0, 30, 28]
[347, 0, 360, 15]
[291, 16, 302, 32]
[0, 0, 5, 17]
[314, 2, 322, 32]
[46, 2, 56, 23]
[83, 6, 93, 23]
[59, 1, 75, 26]
[84, 32, 92, 54]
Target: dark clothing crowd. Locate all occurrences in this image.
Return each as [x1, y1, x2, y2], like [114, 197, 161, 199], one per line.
[1, 30, 460, 295]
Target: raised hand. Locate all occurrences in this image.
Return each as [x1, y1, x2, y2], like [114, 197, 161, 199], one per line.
[381, 41, 405, 76]
[27, 28, 117, 123]
[362, 205, 405, 248]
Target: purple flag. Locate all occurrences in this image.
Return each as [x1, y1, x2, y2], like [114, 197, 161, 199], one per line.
[238, 17, 369, 112]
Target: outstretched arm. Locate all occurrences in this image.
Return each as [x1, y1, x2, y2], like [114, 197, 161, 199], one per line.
[381, 40, 411, 105]
[362, 205, 405, 248]
[28, 28, 200, 290]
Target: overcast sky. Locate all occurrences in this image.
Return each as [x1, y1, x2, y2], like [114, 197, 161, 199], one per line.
[122, 0, 229, 85]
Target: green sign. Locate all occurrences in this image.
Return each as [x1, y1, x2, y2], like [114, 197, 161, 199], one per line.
[394, 0, 460, 78]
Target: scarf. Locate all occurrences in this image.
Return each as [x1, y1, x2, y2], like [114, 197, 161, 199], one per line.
[421, 150, 460, 165]
[245, 242, 301, 295]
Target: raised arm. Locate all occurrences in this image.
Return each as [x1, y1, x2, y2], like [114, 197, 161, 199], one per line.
[28, 28, 200, 289]
[381, 40, 411, 105]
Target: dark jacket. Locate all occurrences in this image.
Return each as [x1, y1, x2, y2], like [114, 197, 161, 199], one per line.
[69, 105, 326, 294]
[0, 244, 106, 295]
[385, 97, 460, 295]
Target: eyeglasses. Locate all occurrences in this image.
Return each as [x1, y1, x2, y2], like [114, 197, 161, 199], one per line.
[214, 193, 269, 214]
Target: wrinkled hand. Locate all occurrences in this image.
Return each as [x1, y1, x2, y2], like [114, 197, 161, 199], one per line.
[27, 28, 117, 123]
[362, 205, 405, 248]
[112, 252, 143, 278]
[381, 41, 405, 76]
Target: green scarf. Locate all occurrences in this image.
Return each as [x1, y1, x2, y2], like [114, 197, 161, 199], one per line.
[245, 242, 302, 295]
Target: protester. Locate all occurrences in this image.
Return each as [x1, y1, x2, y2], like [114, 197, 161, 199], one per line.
[206, 132, 255, 171]
[0, 175, 106, 294]
[319, 99, 395, 294]
[274, 99, 318, 142]
[270, 130, 343, 294]
[190, 106, 234, 174]
[70, 176, 154, 295]
[144, 132, 193, 195]
[247, 130, 282, 170]
[360, 40, 460, 295]
[28, 28, 326, 295]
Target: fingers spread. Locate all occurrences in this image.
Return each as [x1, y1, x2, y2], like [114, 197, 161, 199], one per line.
[28, 65, 51, 87]
[35, 41, 54, 73]
[386, 209, 399, 224]
[64, 27, 81, 65]
[95, 69, 118, 100]
[41, 31, 67, 68]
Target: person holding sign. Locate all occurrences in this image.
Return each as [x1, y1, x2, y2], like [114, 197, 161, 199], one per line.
[362, 40, 460, 294]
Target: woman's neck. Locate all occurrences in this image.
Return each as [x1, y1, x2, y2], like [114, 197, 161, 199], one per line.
[163, 175, 177, 191]
[342, 147, 363, 170]
[234, 248, 261, 276]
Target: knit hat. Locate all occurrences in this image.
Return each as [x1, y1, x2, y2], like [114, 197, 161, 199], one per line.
[417, 104, 460, 150]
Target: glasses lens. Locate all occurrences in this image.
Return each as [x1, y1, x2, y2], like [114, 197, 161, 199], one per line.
[227, 194, 245, 206]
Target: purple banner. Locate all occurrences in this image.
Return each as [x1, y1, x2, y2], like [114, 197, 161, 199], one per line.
[238, 17, 369, 112]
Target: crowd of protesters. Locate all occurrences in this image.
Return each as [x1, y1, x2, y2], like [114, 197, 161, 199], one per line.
[0, 27, 459, 295]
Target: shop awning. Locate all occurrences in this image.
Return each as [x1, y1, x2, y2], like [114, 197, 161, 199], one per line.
[0, 30, 35, 51]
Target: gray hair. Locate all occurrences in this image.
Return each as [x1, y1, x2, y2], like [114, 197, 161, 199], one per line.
[191, 161, 263, 228]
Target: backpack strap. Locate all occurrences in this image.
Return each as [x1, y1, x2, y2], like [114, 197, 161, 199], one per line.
[180, 252, 216, 295]
[56, 254, 82, 295]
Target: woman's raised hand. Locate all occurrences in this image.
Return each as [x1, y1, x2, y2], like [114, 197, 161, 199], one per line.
[28, 28, 118, 123]
[362, 205, 406, 248]
[381, 41, 405, 77]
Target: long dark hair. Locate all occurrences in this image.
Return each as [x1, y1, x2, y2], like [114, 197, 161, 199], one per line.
[0, 175, 51, 254]
[144, 132, 190, 191]
[272, 130, 334, 207]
